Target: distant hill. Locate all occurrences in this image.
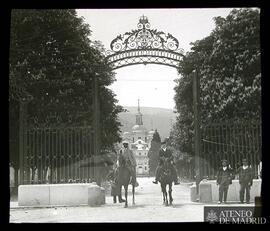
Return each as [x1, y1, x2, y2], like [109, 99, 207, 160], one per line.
[118, 106, 177, 140]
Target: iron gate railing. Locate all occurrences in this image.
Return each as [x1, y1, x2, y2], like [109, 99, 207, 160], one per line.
[201, 121, 261, 179]
[21, 126, 94, 184]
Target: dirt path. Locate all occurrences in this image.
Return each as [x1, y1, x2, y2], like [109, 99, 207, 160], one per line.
[9, 177, 205, 222]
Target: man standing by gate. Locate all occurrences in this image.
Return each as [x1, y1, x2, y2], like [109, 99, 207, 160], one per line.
[237, 158, 254, 204]
[216, 159, 234, 204]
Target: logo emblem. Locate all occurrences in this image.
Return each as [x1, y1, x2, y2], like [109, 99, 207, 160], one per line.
[206, 209, 218, 224]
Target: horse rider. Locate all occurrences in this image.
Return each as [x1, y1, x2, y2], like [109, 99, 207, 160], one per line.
[118, 140, 139, 186]
[153, 138, 180, 185]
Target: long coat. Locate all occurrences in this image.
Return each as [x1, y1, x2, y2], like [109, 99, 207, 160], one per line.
[237, 166, 253, 186]
[107, 169, 121, 196]
[158, 148, 174, 165]
[216, 167, 234, 185]
[119, 148, 137, 167]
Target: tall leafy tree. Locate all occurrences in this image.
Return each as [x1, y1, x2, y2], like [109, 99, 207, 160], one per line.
[171, 8, 261, 159]
[9, 9, 124, 182]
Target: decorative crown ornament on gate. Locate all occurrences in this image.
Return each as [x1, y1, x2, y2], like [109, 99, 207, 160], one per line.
[109, 15, 180, 52]
[105, 16, 184, 70]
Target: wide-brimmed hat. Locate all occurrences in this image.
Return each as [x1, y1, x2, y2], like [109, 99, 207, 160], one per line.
[122, 140, 129, 144]
[221, 159, 228, 164]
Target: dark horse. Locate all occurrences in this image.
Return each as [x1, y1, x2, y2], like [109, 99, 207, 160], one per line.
[117, 158, 135, 208]
[159, 157, 174, 206]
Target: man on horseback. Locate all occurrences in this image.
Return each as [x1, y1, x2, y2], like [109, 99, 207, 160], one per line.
[118, 140, 138, 186]
[153, 138, 180, 185]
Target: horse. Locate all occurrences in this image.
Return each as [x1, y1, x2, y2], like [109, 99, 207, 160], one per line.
[117, 158, 135, 208]
[159, 157, 174, 206]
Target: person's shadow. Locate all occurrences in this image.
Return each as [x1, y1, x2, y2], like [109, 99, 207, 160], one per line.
[124, 204, 146, 209]
[170, 204, 184, 208]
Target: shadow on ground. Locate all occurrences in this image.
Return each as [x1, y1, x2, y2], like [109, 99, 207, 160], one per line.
[123, 204, 147, 209]
[170, 204, 185, 208]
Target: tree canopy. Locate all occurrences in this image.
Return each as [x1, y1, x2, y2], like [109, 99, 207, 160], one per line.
[171, 8, 261, 156]
[9, 9, 124, 169]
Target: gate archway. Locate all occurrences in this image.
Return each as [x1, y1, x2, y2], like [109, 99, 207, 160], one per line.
[104, 15, 262, 181]
[14, 14, 261, 186]
[105, 15, 184, 70]
[104, 15, 202, 179]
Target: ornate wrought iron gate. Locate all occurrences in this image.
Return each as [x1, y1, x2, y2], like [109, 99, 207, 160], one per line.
[21, 125, 94, 184]
[201, 121, 262, 179]
[105, 15, 184, 70]
[11, 14, 261, 187]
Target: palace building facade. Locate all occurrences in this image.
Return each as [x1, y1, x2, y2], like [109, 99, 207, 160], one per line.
[122, 100, 155, 176]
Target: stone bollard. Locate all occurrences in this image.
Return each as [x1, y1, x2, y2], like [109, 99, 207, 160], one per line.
[88, 184, 101, 206]
[190, 184, 198, 202]
[199, 180, 212, 203]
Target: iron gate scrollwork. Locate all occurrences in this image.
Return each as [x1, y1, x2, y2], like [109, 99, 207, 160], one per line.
[105, 15, 184, 70]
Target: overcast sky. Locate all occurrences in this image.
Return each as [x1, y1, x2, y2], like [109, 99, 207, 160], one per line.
[76, 8, 235, 110]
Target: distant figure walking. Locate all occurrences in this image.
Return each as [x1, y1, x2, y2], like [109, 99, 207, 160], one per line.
[106, 164, 125, 203]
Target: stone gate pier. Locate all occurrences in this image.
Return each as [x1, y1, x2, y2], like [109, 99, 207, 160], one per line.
[18, 182, 105, 207]
[190, 179, 261, 203]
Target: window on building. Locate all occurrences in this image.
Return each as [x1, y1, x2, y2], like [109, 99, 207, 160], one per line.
[133, 137, 134, 142]
[145, 137, 147, 142]
[145, 166, 147, 170]
[138, 137, 141, 140]
[139, 153, 141, 155]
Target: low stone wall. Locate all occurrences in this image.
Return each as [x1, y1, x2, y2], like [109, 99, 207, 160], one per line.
[190, 179, 261, 203]
[18, 183, 105, 207]
[210, 179, 261, 202]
